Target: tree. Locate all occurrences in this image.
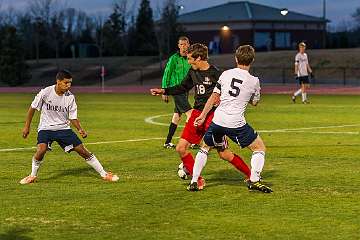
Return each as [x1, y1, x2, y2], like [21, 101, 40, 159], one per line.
[103, 1, 127, 56]
[157, 0, 185, 57]
[352, 7, 360, 30]
[133, 0, 158, 55]
[94, 13, 106, 58]
[0, 26, 30, 86]
[28, 0, 65, 61]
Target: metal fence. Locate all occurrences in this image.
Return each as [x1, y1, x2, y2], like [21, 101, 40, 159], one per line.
[7, 66, 360, 87]
[249, 67, 360, 85]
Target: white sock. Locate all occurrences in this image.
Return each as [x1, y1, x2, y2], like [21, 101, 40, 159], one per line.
[30, 157, 43, 177]
[294, 89, 302, 96]
[191, 148, 208, 183]
[250, 151, 265, 182]
[302, 93, 306, 102]
[304, 93, 307, 101]
[85, 154, 107, 177]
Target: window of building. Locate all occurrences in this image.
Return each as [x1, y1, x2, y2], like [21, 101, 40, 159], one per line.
[275, 32, 291, 48]
[255, 32, 271, 50]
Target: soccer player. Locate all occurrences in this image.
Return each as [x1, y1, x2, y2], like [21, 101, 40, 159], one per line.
[191, 45, 273, 193]
[161, 36, 193, 149]
[20, 70, 119, 184]
[292, 42, 313, 104]
[151, 43, 250, 189]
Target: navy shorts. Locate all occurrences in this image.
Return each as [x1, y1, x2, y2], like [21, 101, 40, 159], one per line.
[298, 76, 310, 85]
[37, 129, 82, 152]
[204, 122, 258, 148]
[173, 93, 192, 114]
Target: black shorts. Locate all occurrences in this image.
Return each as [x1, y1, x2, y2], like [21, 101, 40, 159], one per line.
[173, 93, 192, 114]
[204, 122, 258, 148]
[298, 76, 310, 85]
[37, 129, 82, 153]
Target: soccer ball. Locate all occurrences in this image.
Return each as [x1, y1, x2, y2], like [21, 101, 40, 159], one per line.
[177, 162, 189, 180]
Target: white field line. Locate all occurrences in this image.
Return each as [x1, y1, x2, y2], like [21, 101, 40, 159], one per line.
[144, 114, 184, 127]
[0, 137, 179, 153]
[2, 122, 359, 153]
[145, 114, 360, 133]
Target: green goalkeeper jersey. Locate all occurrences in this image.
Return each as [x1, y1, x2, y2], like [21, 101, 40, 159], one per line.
[161, 52, 191, 88]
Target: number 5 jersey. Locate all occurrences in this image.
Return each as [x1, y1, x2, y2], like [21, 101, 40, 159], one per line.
[212, 68, 261, 128]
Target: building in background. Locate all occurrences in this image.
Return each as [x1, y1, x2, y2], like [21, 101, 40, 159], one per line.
[178, 1, 328, 53]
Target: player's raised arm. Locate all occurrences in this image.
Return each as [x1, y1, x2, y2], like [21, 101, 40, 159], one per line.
[164, 72, 193, 96]
[150, 88, 165, 96]
[22, 107, 36, 138]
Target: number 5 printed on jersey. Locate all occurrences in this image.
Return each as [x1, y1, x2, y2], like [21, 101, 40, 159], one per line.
[229, 78, 243, 97]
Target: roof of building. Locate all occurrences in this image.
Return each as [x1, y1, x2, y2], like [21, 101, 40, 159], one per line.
[178, 1, 327, 24]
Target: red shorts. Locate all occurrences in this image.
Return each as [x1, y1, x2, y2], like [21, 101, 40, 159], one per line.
[181, 109, 215, 144]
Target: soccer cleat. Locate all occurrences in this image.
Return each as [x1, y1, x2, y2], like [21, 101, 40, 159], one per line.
[19, 175, 37, 185]
[103, 172, 119, 182]
[187, 177, 206, 191]
[190, 144, 200, 149]
[163, 143, 176, 149]
[197, 177, 206, 190]
[247, 180, 273, 193]
[291, 96, 296, 103]
[302, 100, 310, 104]
[187, 182, 199, 191]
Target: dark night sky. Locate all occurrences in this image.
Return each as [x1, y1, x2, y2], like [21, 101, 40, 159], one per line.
[1, 0, 359, 27]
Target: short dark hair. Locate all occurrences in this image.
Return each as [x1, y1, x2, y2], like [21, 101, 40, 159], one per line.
[235, 45, 255, 66]
[178, 36, 189, 43]
[188, 43, 208, 60]
[56, 69, 72, 81]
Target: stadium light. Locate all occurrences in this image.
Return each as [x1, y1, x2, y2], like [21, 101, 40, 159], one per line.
[222, 25, 230, 31]
[280, 8, 288, 16]
[179, 5, 184, 10]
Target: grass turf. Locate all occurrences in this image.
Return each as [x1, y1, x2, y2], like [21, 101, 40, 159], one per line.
[0, 93, 359, 240]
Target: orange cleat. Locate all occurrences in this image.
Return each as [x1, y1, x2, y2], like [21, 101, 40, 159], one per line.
[103, 172, 119, 182]
[19, 175, 37, 185]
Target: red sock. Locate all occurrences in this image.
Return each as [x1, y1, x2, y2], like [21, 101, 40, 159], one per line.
[182, 153, 195, 175]
[230, 154, 251, 178]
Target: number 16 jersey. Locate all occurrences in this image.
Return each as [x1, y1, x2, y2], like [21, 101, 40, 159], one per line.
[212, 68, 261, 128]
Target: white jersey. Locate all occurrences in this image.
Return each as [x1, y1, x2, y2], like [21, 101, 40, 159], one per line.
[31, 85, 77, 131]
[212, 68, 260, 128]
[295, 52, 309, 77]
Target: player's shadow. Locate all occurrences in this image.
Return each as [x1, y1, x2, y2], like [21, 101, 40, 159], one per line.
[45, 167, 97, 181]
[0, 227, 33, 240]
[206, 169, 277, 188]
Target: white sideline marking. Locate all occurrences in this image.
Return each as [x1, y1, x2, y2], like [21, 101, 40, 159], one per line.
[0, 137, 178, 153]
[144, 114, 360, 135]
[2, 123, 359, 153]
[260, 130, 359, 135]
[259, 124, 360, 133]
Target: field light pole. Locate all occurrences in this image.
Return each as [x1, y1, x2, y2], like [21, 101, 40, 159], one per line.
[280, 8, 289, 49]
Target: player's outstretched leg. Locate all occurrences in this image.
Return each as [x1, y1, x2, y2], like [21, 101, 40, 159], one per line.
[187, 147, 209, 191]
[176, 138, 194, 176]
[217, 148, 250, 180]
[292, 89, 301, 103]
[74, 144, 119, 182]
[247, 136, 273, 193]
[164, 113, 181, 149]
[20, 143, 47, 184]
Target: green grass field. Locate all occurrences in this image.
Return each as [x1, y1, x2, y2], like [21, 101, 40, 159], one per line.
[1, 93, 360, 240]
